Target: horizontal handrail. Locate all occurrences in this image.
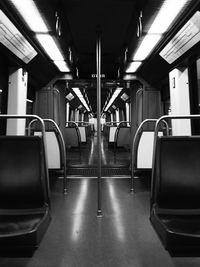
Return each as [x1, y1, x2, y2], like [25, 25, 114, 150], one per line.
[117, 121, 130, 127]
[75, 121, 90, 126]
[65, 121, 78, 127]
[105, 121, 129, 125]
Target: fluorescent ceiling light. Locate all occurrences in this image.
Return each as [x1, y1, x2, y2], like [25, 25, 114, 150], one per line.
[126, 62, 142, 73]
[8, 0, 49, 32]
[112, 105, 116, 109]
[126, 0, 191, 72]
[72, 88, 90, 112]
[54, 61, 70, 72]
[66, 92, 74, 101]
[104, 88, 122, 111]
[133, 34, 162, 61]
[148, 0, 190, 34]
[121, 93, 129, 101]
[36, 34, 64, 61]
[36, 34, 70, 71]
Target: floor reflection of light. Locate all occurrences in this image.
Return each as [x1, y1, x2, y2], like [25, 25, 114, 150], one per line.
[101, 138, 106, 165]
[107, 180, 125, 242]
[88, 139, 94, 165]
[71, 179, 89, 241]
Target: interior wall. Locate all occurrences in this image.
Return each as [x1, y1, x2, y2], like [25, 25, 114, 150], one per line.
[0, 54, 9, 134]
[7, 67, 28, 135]
[169, 67, 191, 135]
[54, 82, 67, 135]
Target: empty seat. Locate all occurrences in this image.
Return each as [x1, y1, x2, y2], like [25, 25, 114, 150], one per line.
[64, 126, 81, 148]
[108, 126, 117, 146]
[0, 136, 51, 253]
[34, 130, 61, 169]
[150, 136, 200, 255]
[115, 126, 130, 148]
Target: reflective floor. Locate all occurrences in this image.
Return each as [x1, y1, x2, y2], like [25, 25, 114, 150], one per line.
[1, 178, 200, 267]
[66, 134, 130, 168]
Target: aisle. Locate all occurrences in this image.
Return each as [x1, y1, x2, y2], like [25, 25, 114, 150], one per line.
[66, 134, 130, 168]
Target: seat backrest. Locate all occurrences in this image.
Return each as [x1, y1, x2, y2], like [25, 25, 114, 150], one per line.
[64, 127, 80, 147]
[153, 136, 200, 209]
[116, 127, 130, 147]
[34, 130, 61, 169]
[0, 136, 47, 209]
[108, 126, 117, 142]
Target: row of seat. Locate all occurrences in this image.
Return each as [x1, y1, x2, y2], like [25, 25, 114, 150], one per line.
[103, 122, 131, 150]
[64, 121, 93, 149]
[1, 114, 200, 256]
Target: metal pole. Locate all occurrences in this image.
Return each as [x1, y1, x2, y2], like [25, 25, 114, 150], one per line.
[96, 31, 103, 217]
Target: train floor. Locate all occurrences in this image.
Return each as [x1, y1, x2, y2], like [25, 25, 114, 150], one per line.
[66, 133, 130, 169]
[1, 177, 200, 267]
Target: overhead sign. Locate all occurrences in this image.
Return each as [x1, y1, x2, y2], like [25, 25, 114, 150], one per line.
[0, 10, 37, 63]
[91, 74, 105, 78]
[160, 11, 200, 64]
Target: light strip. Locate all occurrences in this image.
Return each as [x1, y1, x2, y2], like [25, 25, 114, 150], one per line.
[8, 0, 49, 32]
[104, 88, 123, 112]
[126, 61, 142, 73]
[36, 34, 70, 72]
[148, 0, 190, 34]
[54, 60, 70, 72]
[72, 87, 90, 112]
[36, 34, 64, 61]
[133, 34, 162, 61]
[126, 0, 191, 72]
[9, 0, 70, 72]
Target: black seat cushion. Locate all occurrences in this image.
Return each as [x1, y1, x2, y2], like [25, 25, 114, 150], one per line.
[0, 207, 50, 247]
[151, 208, 200, 253]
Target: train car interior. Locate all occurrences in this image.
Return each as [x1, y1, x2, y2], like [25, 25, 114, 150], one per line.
[0, 0, 200, 266]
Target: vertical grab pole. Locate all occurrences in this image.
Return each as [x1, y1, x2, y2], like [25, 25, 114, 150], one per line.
[96, 30, 103, 217]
